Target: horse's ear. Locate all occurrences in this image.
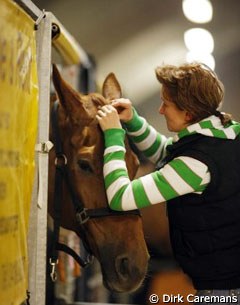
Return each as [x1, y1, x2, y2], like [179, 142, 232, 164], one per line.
[52, 64, 92, 122]
[102, 73, 122, 100]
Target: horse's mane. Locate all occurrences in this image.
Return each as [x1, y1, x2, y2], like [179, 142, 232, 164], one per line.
[90, 93, 109, 107]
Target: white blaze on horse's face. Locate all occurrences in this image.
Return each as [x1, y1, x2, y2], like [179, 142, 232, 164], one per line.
[49, 64, 149, 292]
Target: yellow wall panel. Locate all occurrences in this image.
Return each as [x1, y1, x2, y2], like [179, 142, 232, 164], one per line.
[0, 0, 38, 304]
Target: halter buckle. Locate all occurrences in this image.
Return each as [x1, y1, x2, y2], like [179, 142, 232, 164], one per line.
[76, 208, 89, 225]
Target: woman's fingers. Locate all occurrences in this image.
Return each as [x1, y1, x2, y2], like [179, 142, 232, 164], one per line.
[97, 109, 107, 117]
[110, 98, 133, 122]
[111, 98, 131, 108]
[97, 105, 116, 116]
[96, 114, 101, 120]
[96, 104, 122, 131]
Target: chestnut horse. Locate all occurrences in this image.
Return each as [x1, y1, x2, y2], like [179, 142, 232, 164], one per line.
[47, 65, 149, 293]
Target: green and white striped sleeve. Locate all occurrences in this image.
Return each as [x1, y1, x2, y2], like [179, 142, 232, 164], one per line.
[124, 108, 172, 164]
[103, 128, 210, 211]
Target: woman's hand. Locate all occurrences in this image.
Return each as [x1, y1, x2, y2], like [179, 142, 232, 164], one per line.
[111, 98, 133, 122]
[96, 105, 122, 131]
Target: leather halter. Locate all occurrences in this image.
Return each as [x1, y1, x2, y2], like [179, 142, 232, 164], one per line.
[49, 100, 140, 280]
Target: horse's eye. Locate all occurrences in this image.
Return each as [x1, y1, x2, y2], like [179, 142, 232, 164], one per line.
[78, 159, 93, 173]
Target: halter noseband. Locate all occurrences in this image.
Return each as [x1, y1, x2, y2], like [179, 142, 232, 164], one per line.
[49, 100, 140, 280]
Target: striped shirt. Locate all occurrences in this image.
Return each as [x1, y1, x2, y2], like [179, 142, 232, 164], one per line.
[103, 108, 240, 211]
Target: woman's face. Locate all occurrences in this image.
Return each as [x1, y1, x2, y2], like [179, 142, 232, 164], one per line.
[159, 86, 190, 132]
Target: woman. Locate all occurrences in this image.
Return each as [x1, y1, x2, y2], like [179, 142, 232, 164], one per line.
[96, 62, 240, 304]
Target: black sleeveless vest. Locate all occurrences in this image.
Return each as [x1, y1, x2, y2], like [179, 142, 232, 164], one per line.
[160, 134, 240, 289]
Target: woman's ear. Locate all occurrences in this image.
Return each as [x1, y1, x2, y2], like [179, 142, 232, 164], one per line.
[185, 111, 193, 123]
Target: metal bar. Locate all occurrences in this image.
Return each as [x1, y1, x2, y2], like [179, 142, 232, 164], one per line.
[12, 0, 43, 21]
[12, 0, 89, 67]
[51, 13, 90, 66]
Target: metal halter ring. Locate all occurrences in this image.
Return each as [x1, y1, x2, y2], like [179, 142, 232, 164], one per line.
[54, 154, 67, 166]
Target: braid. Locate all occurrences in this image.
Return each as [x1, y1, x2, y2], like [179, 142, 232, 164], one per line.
[213, 110, 232, 126]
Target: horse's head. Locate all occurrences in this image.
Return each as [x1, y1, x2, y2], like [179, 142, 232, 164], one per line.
[48, 65, 149, 292]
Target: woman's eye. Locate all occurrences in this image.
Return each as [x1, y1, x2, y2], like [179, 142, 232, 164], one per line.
[77, 159, 93, 173]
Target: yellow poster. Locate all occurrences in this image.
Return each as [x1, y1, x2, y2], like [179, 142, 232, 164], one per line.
[0, 0, 38, 304]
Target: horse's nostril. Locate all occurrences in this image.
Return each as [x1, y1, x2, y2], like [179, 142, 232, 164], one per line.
[116, 256, 130, 279]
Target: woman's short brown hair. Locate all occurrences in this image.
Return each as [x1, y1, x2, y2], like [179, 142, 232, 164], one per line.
[155, 62, 231, 125]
